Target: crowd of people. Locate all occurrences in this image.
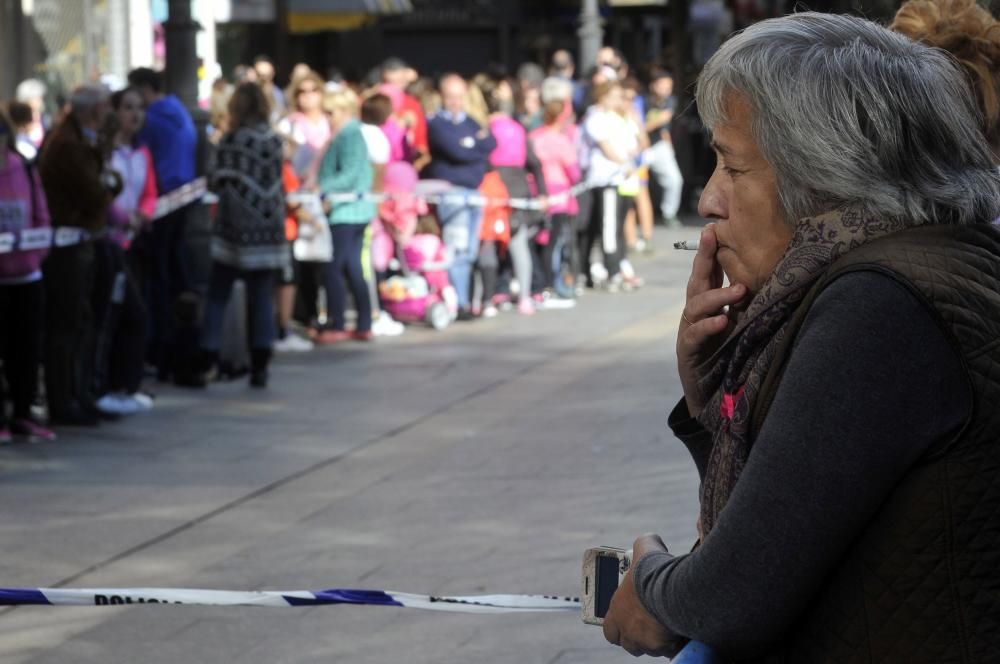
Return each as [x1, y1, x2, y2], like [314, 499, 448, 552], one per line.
[0, 46, 685, 440]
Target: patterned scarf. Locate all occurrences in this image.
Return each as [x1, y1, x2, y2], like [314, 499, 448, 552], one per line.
[696, 207, 915, 535]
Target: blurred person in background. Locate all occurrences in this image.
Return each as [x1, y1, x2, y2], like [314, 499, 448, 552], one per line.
[198, 83, 287, 388]
[127, 67, 197, 385]
[0, 108, 56, 442]
[7, 102, 38, 161]
[277, 70, 331, 179]
[891, 0, 1000, 161]
[39, 84, 119, 426]
[14, 78, 48, 150]
[315, 88, 376, 343]
[579, 81, 639, 291]
[530, 98, 581, 300]
[381, 58, 430, 170]
[480, 75, 548, 315]
[91, 87, 158, 416]
[645, 68, 684, 229]
[254, 55, 286, 123]
[423, 74, 496, 318]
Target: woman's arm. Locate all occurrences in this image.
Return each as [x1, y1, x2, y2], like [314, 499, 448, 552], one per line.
[632, 271, 971, 658]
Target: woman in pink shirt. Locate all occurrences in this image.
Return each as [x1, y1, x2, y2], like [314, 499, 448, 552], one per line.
[0, 108, 56, 441]
[479, 77, 548, 315]
[530, 99, 581, 299]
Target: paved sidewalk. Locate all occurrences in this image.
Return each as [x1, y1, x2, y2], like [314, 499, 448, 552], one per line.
[0, 225, 704, 664]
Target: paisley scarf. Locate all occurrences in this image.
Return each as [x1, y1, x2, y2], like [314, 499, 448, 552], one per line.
[696, 207, 915, 535]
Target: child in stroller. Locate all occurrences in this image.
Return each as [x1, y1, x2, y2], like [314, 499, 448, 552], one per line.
[374, 163, 458, 330]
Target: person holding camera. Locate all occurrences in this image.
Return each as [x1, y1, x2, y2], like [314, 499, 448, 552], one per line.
[602, 13, 1000, 662]
[38, 84, 120, 426]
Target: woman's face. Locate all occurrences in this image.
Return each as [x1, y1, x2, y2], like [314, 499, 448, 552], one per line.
[697, 94, 793, 293]
[296, 80, 322, 113]
[325, 106, 351, 132]
[117, 90, 145, 138]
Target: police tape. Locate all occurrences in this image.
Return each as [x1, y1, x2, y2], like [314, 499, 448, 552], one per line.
[0, 585, 719, 661]
[1, 171, 622, 255]
[0, 586, 578, 613]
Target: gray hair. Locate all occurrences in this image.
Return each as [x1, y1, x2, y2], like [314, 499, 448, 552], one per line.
[541, 77, 573, 104]
[69, 84, 111, 117]
[696, 12, 1000, 226]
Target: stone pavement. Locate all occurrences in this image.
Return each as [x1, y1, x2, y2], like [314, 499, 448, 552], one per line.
[0, 225, 704, 664]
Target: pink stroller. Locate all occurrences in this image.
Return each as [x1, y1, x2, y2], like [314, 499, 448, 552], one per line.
[379, 234, 458, 330]
[375, 164, 457, 330]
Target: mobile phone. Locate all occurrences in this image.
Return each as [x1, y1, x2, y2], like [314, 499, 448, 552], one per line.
[581, 546, 632, 625]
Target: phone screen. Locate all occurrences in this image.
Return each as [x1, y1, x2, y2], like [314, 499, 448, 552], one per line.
[595, 554, 621, 619]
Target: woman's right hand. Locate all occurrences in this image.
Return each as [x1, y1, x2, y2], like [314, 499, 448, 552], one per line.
[677, 225, 747, 417]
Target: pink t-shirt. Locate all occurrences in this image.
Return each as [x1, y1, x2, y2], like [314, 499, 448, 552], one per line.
[488, 116, 527, 168]
[528, 124, 581, 215]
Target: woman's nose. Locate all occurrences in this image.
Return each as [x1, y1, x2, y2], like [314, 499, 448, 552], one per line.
[698, 171, 728, 221]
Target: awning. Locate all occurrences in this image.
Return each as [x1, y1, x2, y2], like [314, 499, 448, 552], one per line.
[287, 0, 413, 33]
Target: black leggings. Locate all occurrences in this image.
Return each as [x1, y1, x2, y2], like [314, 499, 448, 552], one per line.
[581, 187, 627, 280]
[0, 280, 44, 422]
[93, 240, 148, 395]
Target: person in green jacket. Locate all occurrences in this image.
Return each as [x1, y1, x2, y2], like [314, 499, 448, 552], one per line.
[316, 87, 375, 343]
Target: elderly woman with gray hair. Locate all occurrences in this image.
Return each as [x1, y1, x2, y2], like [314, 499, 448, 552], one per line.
[602, 12, 1000, 662]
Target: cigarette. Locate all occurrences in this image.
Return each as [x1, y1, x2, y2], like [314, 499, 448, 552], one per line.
[673, 240, 699, 250]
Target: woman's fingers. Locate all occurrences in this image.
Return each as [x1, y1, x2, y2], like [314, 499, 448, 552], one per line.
[681, 314, 730, 347]
[683, 283, 746, 324]
[686, 225, 721, 299]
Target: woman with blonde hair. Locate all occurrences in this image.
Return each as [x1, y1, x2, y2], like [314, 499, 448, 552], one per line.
[315, 87, 375, 343]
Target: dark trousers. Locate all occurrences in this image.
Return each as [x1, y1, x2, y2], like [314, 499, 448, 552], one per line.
[294, 260, 328, 327]
[148, 205, 191, 375]
[43, 241, 97, 419]
[326, 223, 372, 332]
[92, 240, 147, 396]
[478, 240, 500, 305]
[0, 280, 44, 423]
[200, 262, 276, 363]
[581, 187, 626, 280]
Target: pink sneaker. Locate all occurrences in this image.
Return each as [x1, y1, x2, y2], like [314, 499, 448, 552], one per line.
[518, 299, 536, 316]
[0, 427, 11, 444]
[11, 418, 57, 442]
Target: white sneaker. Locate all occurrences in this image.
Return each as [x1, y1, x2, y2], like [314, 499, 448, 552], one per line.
[372, 312, 405, 337]
[96, 393, 141, 416]
[130, 392, 154, 411]
[542, 297, 576, 310]
[482, 305, 499, 318]
[274, 333, 314, 353]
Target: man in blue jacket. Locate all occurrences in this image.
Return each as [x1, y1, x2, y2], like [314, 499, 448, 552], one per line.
[127, 67, 197, 382]
[424, 74, 496, 317]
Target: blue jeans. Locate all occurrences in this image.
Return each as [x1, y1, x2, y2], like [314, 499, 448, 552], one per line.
[200, 262, 276, 353]
[437, 188, 483, 310]
[326, 223, 372, 332]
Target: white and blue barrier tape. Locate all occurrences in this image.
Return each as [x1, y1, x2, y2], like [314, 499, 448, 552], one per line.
[0, 585, 721, 661]
[0, 586, 578, 613]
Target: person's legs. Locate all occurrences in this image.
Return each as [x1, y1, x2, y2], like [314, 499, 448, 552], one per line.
[326, 225, 352, 331]
[477, 240, 500, 310]
[603, 188, 625, 278]
[244, 269, 277, 385]
[509, 226, 533, 310]
[4, 281, 44, 420]
[438, 190, 478, 310]
[341, 224, 372, 333]
[636, 184, 655, 244]
[199, 261, 240, 353]
[110, 268, 149, 395]
[648, 141, 684, 221]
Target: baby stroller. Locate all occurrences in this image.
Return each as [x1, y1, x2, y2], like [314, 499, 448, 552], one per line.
[375, 166, 457, 330]
[379, 234, 458, 331]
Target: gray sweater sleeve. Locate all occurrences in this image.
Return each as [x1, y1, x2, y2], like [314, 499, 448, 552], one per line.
[633, 271, 971, 659]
